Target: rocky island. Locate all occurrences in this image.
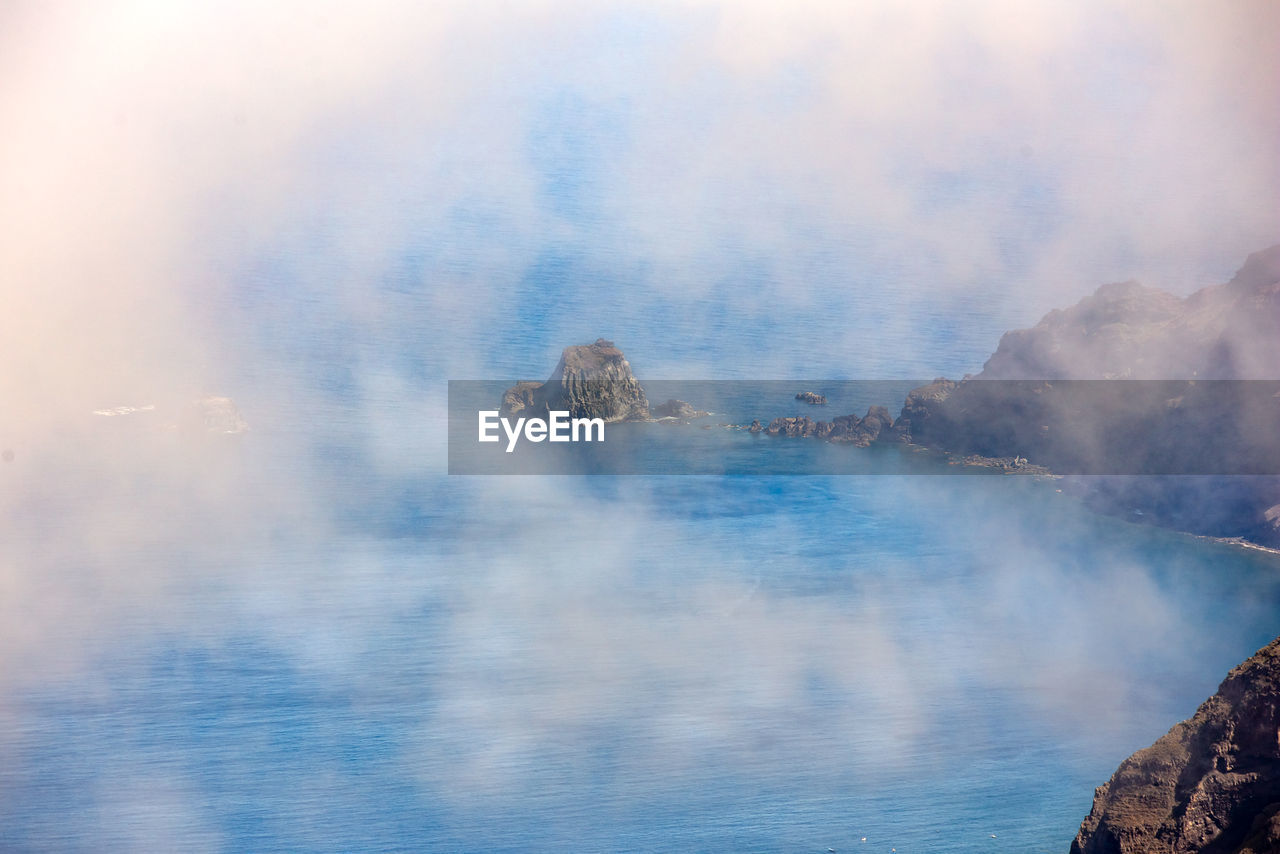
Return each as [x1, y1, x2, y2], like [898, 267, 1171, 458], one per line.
[762, 406, 894, 447]
[501, 338, 650, 423]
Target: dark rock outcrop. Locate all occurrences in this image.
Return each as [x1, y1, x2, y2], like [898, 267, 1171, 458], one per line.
[795, 391, 827, 405]
[889, 378, 957, 444]
[826, 413, 864, 443]
[500, 339, 650, 422]
[828, 406, 895, 447]
[765, 416, 830, 438]
[760, 406, 899, 448]
[1073, 636, 1280, 854]
[501, 381, 543, 419]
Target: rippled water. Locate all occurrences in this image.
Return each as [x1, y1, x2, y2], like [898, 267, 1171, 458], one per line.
[3, 412, 1278, 852]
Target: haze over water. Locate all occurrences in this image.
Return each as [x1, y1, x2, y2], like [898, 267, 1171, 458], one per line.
[2, 2, 1280, 851]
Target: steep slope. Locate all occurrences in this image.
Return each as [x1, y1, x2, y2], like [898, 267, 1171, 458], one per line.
[1073, 637, 1280, 854]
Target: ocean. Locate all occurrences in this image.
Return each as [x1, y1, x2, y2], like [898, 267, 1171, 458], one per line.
[2, 392, 1278, 852]
[6, 2, 1280, 851]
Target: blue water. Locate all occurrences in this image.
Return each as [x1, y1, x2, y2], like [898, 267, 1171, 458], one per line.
[3, 411, 1279, 852]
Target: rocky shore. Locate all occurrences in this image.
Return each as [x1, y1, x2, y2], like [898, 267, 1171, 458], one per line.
[748, 245, 1280, 547]
[500, 247, 1279, 548]
[1072, 636, 1280, 854]
[502, 245, 1280, 853]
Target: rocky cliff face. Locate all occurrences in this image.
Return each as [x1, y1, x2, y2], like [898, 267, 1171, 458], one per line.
[501, 338, 650, 422]
[981, 245, 1280, 381]
[1073, 636, 1280, 854]
[889, 245, 1280, 546]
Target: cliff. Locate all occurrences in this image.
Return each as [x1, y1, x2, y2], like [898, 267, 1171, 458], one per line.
[1072, 636, 1280, 854]
[980, 244, 1280, 381]
[500, 338, 650, 422]
[890, 245, 1280, 546]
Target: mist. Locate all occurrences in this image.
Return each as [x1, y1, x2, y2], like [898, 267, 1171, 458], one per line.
[2, 1, 1279, 849]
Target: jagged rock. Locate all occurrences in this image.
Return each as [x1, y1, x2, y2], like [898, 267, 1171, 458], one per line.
[500, 339, 650, 422]
[854, 405, 894, 445]
[501, 381, 543, 418]
[758, 405, 903, 447]
[981, 244, 1280, 381]
[890, 378, 957, 444]
[795, 391, 827, 405]
[748, 419, 764, 433]
[1073, 636, 1280, 854]
[765, 416, 830, 438]
[879, 246, 1280, 543]
[653, 399, 707, 419]
[826, 413, 863, 443]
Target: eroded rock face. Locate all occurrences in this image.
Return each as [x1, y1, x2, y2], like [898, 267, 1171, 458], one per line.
[500, 381, 543, 419]
[765, 416, 829, 438]
[882, 247, 1280, 545]
[762, 406, 899, 447]
[982, 244, 1280, 381]
[889, 378, 957, 444]
[500, 339, 650, 422]
[795, 391, 827, 405]
[1072, 636, 1280, 854]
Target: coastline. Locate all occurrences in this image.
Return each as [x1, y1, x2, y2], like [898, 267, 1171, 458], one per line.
[1194, 533, 1280, 557]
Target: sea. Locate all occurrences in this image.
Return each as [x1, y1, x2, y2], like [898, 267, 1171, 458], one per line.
[2, 362, 1279, 853]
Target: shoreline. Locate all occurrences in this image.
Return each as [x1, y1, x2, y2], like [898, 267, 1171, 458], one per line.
[739, 420, 1280, 555]
[1193, 534, 1280, 557]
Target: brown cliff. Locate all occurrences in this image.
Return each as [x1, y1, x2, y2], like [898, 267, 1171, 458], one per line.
[1073, 637, 1280, 854]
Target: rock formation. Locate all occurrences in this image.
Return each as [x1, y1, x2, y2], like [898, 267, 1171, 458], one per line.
[765, 416, 830, 438]
[886, 378, 957, 444]
[500, 338, 650, 422]
[1073, 636, 1280, 854]
[980, 244, 1280, 381]
[886, 245, 1280, 546]
[763, 406, 899, 447]
[653, 399, 709, 420]
[795, 391, 827, 405]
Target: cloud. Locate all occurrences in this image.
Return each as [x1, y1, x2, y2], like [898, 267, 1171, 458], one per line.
[0, 4, 1276, 842]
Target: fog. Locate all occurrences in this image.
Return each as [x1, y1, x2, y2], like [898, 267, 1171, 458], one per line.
[1, 0, 1278, 847]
